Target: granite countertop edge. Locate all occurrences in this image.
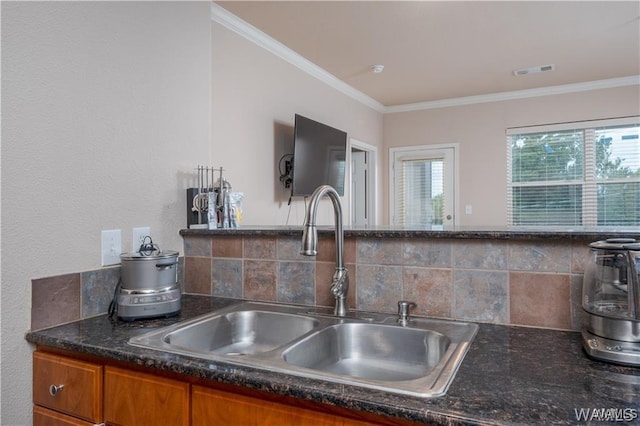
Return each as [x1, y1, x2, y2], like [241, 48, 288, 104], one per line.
[179, 226, 640, 241]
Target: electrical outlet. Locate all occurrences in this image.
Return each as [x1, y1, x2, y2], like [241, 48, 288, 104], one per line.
[132, 227, 151, 252]
[101, 229, 122, 266]
[465, 205, 473, 215]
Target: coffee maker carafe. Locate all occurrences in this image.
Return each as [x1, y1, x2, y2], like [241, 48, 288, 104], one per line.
[582, 238, 640, 366]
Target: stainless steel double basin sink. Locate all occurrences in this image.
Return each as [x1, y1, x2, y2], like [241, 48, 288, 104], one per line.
[129, 301, 478, 397]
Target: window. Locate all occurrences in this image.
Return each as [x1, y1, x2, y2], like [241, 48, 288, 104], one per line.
[390, 145, 456, 228]
[507, 117, 640, 227]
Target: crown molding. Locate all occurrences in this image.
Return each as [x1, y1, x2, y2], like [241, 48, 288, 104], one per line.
[210, 3, 385, 113]
[384, 76, 640, 113]
[211, 3, 639, 115]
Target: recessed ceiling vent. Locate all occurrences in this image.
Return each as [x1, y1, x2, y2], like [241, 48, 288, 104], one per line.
[513, 64, 555, 76]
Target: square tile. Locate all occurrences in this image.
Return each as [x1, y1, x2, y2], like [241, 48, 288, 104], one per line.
[244, 236, 277, 260]
[183, 257, 212, 294]
[243, 260, 277, 301]
[212, 236, 242, 258]
[403, 267, 453, 318]
[508, 241, 570, 273]
[357, 238, 402, 265]
[571, 241, 593, 274]
[453, 270, 509, 323]
[452, 240, 507, 270]
[356, 264, 402, 313]
[277, 236, 307, 261]
[81, 266, 120, 318]
[212, 258, 243, 298]
[510, 272, 571, 330]
[183, 236, 212, 257]
[277, 261, 315, 304]
[32, 273, 81, 330]
[403, 238, 452, 267]
[317, 235, 356, 263]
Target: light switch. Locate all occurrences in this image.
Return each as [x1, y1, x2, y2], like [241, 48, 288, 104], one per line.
[101, 229, 122, 266]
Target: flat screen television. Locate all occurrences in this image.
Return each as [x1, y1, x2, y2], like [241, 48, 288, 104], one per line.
[291, 114, 347, 197]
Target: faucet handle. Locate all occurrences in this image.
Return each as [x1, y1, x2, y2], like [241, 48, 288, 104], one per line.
[397, 300, 417, 325]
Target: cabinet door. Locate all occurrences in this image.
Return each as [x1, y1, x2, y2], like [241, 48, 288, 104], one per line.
[192, 385, 374, 426]
[104, 366, 189, 426]
[33, 405, 96, 426]
[33, 351, 103, 423]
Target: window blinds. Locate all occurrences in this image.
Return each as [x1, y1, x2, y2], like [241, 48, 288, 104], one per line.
[507, 117, 639, 227]
[394, 157, 444, 226]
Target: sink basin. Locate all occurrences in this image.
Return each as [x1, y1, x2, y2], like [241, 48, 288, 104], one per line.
[164, 310, 318, 355]
[129, 301, 478, 397]
[282, 323, 449, 382]
[130, 303, 320, 357]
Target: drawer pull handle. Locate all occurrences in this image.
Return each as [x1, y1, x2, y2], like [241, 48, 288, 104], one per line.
[49, 384, 64, 396]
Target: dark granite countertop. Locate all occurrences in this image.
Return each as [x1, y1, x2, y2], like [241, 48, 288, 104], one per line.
[26, 295, 640, 425]
[180, 226, 640, 241]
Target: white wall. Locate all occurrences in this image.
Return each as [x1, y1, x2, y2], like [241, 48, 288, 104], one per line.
[384, 86, 640, 226]
[1, 2, 211, 423]
[210, 21, 383, 226]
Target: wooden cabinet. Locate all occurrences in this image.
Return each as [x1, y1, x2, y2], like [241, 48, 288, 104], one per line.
[34, 349, 415, 426]
[33, 351, 103, 425]
[104, 366, 189, 426]
[192, 385, 374, 426]
[33, 406, 96, 426]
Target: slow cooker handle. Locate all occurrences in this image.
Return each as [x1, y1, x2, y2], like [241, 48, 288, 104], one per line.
[156, 263, 175, 271]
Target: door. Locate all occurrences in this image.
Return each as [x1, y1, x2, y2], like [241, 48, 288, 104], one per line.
[104, 366, 189, 426]
[349, 139, 377, 227]
[192, 385, 374, 426]
[351, 150, 367, 226]
[390, 145, 456, 229]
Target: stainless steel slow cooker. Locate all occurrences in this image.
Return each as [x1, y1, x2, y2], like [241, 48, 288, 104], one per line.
[120, 250, 179, 291]
[115, 249, 181, 320]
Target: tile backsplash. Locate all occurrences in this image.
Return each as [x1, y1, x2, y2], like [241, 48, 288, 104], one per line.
[31, 233, 592, 332]
[30, 259, 184, 331]
[31, 267, 119, 330]
[182, 234, 594, 331]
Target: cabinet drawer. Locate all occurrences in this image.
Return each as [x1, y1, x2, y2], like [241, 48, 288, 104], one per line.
[33, 351, 103, 423]
[33, 405, 97, 426]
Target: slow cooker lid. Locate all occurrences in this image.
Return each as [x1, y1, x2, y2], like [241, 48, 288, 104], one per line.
[120, 250, 179, 261]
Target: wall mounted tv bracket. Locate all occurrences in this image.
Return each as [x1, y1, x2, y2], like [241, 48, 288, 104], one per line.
[279, 154, 293, 189]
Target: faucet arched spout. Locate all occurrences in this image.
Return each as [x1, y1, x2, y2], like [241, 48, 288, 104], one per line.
[301, 185, 349, 317]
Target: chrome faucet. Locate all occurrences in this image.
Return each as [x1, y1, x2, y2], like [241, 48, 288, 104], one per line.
[301, 185, 349, 317]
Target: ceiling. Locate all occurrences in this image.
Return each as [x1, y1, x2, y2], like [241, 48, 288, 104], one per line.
[215, 1, 640, 108]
